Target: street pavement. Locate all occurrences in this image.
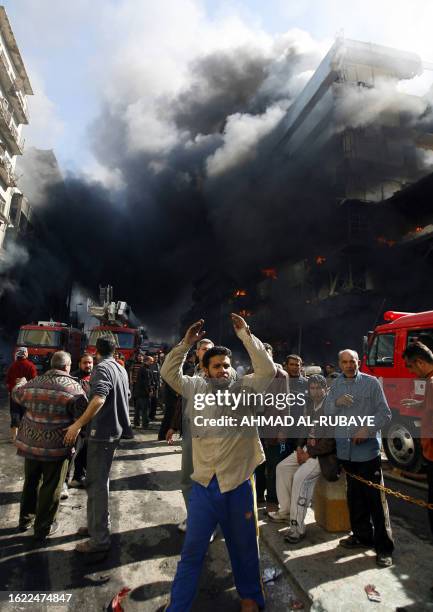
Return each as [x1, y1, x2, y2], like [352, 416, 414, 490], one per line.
[383, 468, 430, 541]
[0, 396, 305, 612]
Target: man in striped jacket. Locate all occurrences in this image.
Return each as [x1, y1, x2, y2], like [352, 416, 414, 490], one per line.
[13, 351, 86, 541]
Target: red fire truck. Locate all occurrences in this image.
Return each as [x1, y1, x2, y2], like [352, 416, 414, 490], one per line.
[361, 310, 433, 472]
[87, 325, 140, 362]
[16, 321, 84, 372]
[86, 286, 142, 361]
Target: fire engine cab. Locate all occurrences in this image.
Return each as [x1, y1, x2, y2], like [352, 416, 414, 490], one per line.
[86, 286, 142, 362]
[362, 310, 433, 472]
[16, 321, 84, 372]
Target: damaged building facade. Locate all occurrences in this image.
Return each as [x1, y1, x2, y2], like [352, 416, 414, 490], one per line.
[253, 38, 433, 360]
[0, 6, 32, 259]
[186, 38, 433, 362]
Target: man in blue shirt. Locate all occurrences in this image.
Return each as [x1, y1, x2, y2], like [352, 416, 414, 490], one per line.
[325, 349, 394, 567]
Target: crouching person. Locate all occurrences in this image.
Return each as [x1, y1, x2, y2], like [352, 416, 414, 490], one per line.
[268, 375, 338, 543]
[13, 351, 86, 541]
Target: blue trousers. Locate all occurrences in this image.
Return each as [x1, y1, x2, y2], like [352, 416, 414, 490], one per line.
[168, 476, 264, 611]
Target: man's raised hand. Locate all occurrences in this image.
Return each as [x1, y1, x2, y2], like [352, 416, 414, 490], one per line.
[183, 319, 206, 347]
[231, 313, 249, 335]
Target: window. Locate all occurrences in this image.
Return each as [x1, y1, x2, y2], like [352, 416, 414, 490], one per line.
[17, 329, 63, 348]
[117, 332, 135, 349]
[367, 333, 395, 367]
[407, 329, 433, 351]
[88, 330, 135, 349]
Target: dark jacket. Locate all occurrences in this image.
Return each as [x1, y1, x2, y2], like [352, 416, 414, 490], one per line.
[297, 398, 339, 482]
[71, 369, 91, 395]
[135, 365, 154, 397]
[260, 365, 290, 445]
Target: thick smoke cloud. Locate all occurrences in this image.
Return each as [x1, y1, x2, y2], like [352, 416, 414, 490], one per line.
[1, 29, 433, 344]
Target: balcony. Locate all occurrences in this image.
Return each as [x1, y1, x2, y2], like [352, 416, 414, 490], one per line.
[0, 98, 24, 154]
[0, 49, 14, 91]
[0, 197, 8, 224]
[8, 83, 29, 124]
[0, 151, 16, 187]
[0, 49, 29, 125]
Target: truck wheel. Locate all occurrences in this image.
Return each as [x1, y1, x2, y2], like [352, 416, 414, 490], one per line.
[383, 419, 424, 473]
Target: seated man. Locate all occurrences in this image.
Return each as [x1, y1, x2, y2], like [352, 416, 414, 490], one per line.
[161, 314, 276, 612]
[268, 375, 337, 543]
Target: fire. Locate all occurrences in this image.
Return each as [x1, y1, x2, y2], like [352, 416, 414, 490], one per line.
[315, 256, 326, 265]
[239, 309, 253, 318]
[402, 226, 428, 240]
[377, 236, 396, 247]
[233, 289, 247, 297]
[261, 268, 277, 280]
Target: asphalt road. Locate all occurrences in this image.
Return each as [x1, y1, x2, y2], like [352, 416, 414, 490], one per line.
[0, 394, 305, 612]
[383, 467, 431, 542]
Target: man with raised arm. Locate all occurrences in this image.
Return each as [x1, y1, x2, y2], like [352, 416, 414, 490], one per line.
[161, 314, 276, 612]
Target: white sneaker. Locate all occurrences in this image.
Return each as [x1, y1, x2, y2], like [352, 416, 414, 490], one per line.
[267, 511, 290, 523]
[60, 483, 69, 500]
[177, 519, 187, 533]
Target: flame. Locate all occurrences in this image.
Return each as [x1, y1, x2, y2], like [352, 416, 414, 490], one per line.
[316, 256, 326, 265]
[402, 226, 427, 240]
[377, 236, 396, 247]
[233, 289, 247, 297]
[261, 267, 277, 280]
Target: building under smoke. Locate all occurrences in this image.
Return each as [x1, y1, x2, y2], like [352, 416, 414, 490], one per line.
[2, 33, 433, 356]
[185, 38, 433, 362]
[0, 6, 32, 258]
[277, 37, 432, 201]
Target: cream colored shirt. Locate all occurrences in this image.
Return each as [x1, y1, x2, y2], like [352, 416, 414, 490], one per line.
[161, 327, 276, 493]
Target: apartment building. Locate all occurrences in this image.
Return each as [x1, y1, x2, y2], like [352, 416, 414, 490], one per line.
[0, 6, 32, 258]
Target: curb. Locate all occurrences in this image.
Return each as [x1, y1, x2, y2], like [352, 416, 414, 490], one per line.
[259, 513, 312, 610]
[384, 469, 428, 491]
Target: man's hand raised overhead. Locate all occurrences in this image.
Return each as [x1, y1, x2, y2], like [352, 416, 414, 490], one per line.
[183, 319, 207, 347]
[230, 313, 250, 337]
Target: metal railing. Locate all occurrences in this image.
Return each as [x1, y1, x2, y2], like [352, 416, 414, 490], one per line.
[0, 49, 29, 124]
[9, 83, 29, 123]
[0, 152, 17, 186]
[0, 198, 8, 220]
[0, 50, 14, 87]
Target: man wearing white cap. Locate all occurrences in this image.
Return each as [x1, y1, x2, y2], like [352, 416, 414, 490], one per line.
[5, 347, 37, 442]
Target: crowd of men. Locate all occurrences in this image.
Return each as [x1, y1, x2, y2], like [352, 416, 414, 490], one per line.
[4, 316, 433, 611]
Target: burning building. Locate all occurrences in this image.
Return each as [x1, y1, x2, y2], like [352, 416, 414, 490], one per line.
[185, 37, 433, 362]
[0, 6, 32, 258]
[2, 31, 433, 358]
[277, 37, 432, 201]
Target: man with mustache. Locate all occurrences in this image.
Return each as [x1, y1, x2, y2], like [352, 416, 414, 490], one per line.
[161, 314, 276, 612]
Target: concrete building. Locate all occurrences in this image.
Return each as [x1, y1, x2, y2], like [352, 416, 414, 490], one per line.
[15, 147, 63, 207]
[277, 37, 433, 202]
[184, 37, 433, 361]
[0, 6, 32, 258]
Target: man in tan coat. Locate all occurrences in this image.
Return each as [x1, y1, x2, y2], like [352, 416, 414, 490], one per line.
[161, 314, 275, 612]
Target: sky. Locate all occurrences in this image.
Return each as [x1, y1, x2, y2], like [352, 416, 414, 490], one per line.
[3, 0, 433, 178]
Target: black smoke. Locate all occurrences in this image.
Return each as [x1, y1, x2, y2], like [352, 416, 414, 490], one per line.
[1, 37, 433, 350]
